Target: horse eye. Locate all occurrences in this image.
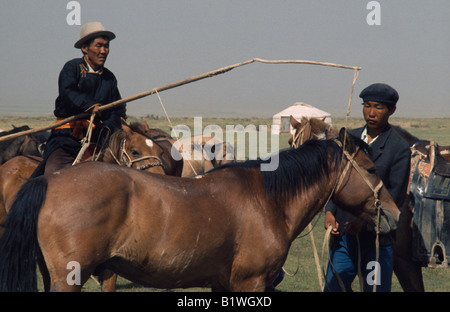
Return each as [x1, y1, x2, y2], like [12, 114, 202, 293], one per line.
[367, 167, 377, 174]
[131, 149, 141, 157]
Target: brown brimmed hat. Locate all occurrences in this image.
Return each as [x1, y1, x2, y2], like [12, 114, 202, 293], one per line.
[74, 22, 115, 49]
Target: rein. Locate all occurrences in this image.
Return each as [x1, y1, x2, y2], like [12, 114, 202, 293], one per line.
[332, 139, 384, 227]
[284, 120, 323, 287]
[324, 139, 384, 292]
[291, 124, 385, 291]
[71, 118, 164, 288]
[335, 148, 384, 202]
[72, 114, 165, 171]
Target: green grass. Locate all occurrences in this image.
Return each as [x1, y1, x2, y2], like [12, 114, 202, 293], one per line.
[2, 116, 449, 146]
[3, 115, 450, 292]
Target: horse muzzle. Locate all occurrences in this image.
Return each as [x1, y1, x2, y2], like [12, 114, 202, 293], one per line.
[377, 205, 400, 235]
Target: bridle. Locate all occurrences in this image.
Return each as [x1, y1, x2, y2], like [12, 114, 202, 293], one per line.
[327, 138, 387, 292]
[291, 120, 312, 149]
[291, 124, 386, 232]
[108, 138, 165, 171]
[333, 139, 384, 234]
[291, 120, 333, 149]
[290, 126, 388, 292]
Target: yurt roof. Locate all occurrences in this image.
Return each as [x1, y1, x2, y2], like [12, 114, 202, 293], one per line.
[273, 102, 331, 118]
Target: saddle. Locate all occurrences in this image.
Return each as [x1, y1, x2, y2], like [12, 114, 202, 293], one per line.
[410, 143, 450, 267]
[79, 143, 98, 162]
[434, 145, 450, 178]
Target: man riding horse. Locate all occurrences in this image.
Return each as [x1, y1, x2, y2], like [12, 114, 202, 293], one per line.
[36, 22, 125, 176]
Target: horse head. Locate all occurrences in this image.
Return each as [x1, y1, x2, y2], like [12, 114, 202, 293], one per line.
[103, 122, 166, 174]
[137, 120, 184, 177]
[332, 128, 400, 235]
[288, 116, 337, 148]
[0, 125, 41, 164]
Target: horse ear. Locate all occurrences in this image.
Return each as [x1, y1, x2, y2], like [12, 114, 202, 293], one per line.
[141, 120, 150, 131]
[327, 126, 339, 139]
[290, 115, 300, 127]
[121, 122, 133, 136]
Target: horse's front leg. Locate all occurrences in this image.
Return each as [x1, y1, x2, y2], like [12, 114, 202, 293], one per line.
[393, 194, 425, 292]
[99, 269, 118, 292]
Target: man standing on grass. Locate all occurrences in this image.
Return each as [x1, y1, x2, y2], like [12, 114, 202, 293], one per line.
[323, 83, 411, 292]
[34, 22, 126, 176]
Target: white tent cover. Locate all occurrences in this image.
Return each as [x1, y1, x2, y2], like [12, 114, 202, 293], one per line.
[271, 102, 332, 135]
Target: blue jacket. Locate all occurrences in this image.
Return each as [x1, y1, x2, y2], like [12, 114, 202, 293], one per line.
[326, 124, 411, 245]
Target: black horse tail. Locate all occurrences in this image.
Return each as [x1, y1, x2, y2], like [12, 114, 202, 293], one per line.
[0, 176, 48, 292]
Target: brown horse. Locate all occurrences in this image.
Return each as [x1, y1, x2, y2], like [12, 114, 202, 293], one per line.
[389, 126, 450, 292]
[173, 135, 235, 177]
[0, 122, 166, 238]
[289, 117, 426, 292]
[288, 115, 338, 148]
[0, 125, 43, 164]
[139, 121, 233, 177]
[134, 121, 184, 177]
[0, 129, 399, 292]
[392, 125, 450, 161]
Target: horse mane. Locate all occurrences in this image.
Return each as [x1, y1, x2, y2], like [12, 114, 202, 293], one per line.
[0, 126, 31, 149]
[261, 139, 343, 204]
[211, 139, 341, 204]
[309, 117, 329, 131]
[107, 129, 126, 157]
[0, 126, 33, 163]
[211, 135, 370, 204]
[127, 121, 173, 140]
[106, 122, 152, 156]
[391, 125, 420, 146]
[127, 122, 150, 137]
[0, 125, 31, 137]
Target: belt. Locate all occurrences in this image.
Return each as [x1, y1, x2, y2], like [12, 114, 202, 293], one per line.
[55, 118, 96, 139]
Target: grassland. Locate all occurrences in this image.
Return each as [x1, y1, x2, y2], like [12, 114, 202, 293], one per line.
[1, 116, 449, 146]
[2, 115, 450, 292]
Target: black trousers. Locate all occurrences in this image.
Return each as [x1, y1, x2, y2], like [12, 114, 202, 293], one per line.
[44, 148, 75, 175]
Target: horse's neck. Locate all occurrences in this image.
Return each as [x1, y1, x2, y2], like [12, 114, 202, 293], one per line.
[100, 149, 119, 165]
[283, 176, 337, 241]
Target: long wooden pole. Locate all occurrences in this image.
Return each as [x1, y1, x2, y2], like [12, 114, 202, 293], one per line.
[0, 58, 361, 142]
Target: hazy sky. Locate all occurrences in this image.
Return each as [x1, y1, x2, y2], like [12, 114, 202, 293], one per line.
[0, 0, 448, 118]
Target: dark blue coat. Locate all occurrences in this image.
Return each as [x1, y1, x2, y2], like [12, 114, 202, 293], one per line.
[54, 56, 126, 131]
[38, 57, 126, 173]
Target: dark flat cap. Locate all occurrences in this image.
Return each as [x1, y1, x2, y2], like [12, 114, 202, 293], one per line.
[359, 83, 399, 106]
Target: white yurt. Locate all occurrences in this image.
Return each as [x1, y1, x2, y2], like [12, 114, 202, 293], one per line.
[271, 103, 332, 135]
